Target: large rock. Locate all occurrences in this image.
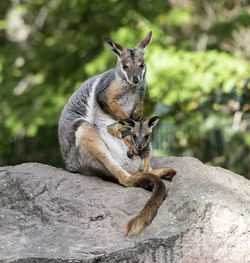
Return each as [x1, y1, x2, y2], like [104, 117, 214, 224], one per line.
[0, 157, 250, 263]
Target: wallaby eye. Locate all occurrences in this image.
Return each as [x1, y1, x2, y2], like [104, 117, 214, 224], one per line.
[122, 64, 129, 70]
[139, 63, 144, 68]
[144, 134, 150, 140]
[132, 134, 137, 140]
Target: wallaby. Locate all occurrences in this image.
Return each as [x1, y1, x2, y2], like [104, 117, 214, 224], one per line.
[58, 32, 176, 236]
[108, 116, 169, 173]
[108, 116, 176, 181]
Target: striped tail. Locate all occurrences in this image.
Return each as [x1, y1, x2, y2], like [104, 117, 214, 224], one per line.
[125, 173, 167, 236]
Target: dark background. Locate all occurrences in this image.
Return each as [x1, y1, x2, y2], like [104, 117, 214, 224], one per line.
[0, 0, 249, 179]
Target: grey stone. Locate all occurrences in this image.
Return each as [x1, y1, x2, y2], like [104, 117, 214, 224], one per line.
[0, 157, 249, 263]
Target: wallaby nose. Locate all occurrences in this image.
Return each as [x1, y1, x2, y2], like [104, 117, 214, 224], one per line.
[133, 76, 139, 84]
[138, 143, 142, 150]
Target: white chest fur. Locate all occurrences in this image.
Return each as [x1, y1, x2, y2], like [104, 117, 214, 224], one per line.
[86, 87, 142, 172]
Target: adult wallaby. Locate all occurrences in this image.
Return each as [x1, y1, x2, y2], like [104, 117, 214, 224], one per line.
[58, 32, 176, 236]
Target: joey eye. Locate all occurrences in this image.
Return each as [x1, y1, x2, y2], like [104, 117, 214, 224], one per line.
[132, 134, 137, 140]
[144, 134, 150, 140]
[139, 63, 144, 68]
[122, 64, 128, 70]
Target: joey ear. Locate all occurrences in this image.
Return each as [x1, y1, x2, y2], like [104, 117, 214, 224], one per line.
[138, 116, 147, 122]
[148, 116, 160, 128]
[104, 37, 125, 57]
[135, 31, 152, 52]
[122, 118, 135, 127]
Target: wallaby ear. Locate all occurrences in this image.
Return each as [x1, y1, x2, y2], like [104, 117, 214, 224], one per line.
[138, 116, 147, 122]
[122, 118, 135, 127]
[104, 37, 125, 57]
[135, 31, 152, 52]
[148, 116, 160, 128]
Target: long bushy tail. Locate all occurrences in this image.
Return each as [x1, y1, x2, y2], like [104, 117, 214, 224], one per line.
[125, 173, 167, 236]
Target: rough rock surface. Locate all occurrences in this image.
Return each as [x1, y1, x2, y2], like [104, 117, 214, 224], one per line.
[0, 157, 250, 263]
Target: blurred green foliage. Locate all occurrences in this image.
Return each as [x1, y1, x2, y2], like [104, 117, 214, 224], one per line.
[0, 0, 249, 178]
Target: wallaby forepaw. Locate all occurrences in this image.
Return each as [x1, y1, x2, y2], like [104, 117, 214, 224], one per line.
[125, 216, 146, 237]
[161, 168, 176, 181]
[127, 151, 133, 159]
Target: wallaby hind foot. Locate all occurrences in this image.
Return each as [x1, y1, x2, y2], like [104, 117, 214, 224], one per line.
[149, 167, 176, 181]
